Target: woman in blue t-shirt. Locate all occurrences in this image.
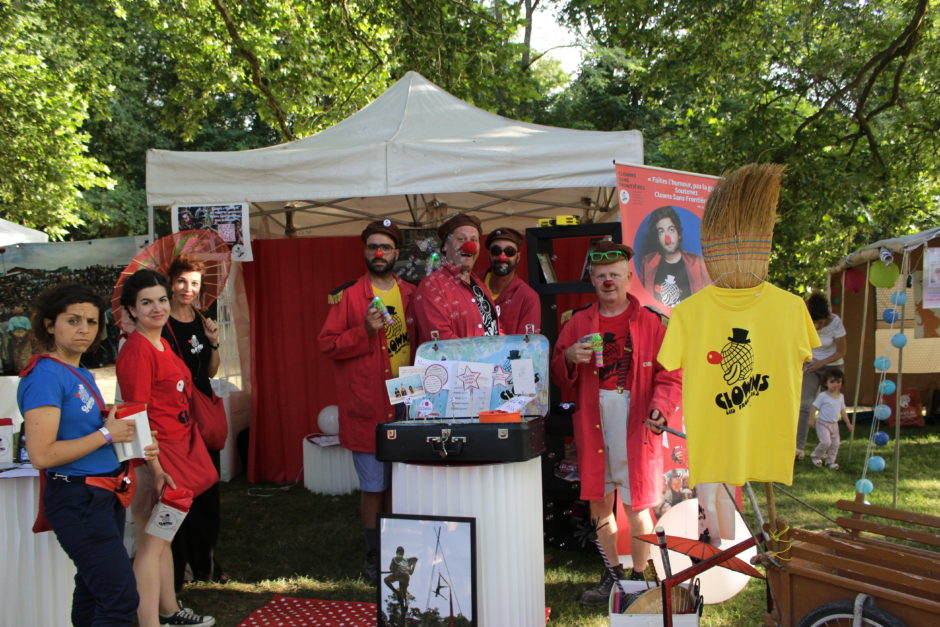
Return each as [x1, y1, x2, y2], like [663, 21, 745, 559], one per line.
[18, 284, 156, 627]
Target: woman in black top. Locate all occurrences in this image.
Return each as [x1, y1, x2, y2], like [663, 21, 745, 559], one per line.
[162, 255, 226, 587]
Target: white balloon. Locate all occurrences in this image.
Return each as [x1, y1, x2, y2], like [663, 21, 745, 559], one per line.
[317, 405, 340, 435]
[649, 497, 756, 604]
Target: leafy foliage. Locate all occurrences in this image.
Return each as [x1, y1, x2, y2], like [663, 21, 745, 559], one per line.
[545, 0, 940, 289]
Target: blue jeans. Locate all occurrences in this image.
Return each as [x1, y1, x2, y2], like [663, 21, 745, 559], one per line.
[44, 477, 138, 626]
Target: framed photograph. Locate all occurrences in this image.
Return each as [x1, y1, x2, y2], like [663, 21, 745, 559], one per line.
[170, 202, 253, 261]
[378, 513, 477, 627]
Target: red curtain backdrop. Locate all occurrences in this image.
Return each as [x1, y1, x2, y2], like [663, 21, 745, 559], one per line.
[243, 237, 362, 483]
[244, 232, 602, 482]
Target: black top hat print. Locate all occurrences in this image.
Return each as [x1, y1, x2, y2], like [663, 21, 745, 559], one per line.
[727, 328, 751, 344]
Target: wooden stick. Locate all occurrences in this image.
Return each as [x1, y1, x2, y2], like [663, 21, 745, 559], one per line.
[764, 482, 778, 532]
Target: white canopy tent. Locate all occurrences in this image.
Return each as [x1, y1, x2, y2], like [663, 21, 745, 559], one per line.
[145, 71, 644, 237]
[0, 217, 48, 248]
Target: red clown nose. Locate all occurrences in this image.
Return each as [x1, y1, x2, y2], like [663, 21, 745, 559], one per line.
[374, 248, 384, 258]
[496, 254, 509, 262]
[665, 236, 673, 245]
[460, 241, 479, 254]
[603, 280, 615, 288]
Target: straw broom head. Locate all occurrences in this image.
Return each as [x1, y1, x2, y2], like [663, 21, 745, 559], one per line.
[701, 163, 785, 289]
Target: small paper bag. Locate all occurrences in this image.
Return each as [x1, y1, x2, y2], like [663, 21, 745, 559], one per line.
[144, 487, 194, 541]
[112, 402, 153, 462]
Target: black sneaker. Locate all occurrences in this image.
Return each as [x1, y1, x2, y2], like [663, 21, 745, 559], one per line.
[159, 606, 215, 626]
[579, 566, 624, 607]
[361, 550, 379, 586]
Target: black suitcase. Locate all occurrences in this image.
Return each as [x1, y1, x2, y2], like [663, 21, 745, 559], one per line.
[375, 334, 549, 463]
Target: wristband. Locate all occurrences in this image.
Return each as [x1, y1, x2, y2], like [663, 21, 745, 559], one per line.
[98, 426, 113, 444]
[209, 344, 219, 350]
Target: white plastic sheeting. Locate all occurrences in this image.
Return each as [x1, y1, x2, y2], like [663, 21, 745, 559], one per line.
[0, 217, 48, 247]
[0, 474, 77, 626]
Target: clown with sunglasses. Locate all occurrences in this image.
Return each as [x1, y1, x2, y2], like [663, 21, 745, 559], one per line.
[481, 227, 540, 335]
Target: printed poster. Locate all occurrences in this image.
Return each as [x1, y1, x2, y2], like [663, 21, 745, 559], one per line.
[925, 247, 940, 309]
[615, 163, 719, 315]
[171, 202, 253, 261]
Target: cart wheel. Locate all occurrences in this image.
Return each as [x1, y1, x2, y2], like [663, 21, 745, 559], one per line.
[797, 600, 905, 627]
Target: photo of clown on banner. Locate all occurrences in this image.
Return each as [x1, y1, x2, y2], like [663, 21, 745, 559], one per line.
[615, 163, 720, 314]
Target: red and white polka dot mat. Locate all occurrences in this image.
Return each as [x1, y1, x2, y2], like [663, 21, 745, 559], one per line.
[238, 595, 375, 626]
[238, 594, 551, 625]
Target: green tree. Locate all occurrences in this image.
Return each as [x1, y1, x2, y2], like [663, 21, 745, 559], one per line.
[0, 1, 121, 238]
[546, 0, 939, 289]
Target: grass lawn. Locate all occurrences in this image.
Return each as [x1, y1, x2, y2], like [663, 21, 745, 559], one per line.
[177, 423, 940, 626]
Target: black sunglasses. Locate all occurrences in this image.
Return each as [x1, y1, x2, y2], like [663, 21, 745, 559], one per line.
[489, 245, 518, 257]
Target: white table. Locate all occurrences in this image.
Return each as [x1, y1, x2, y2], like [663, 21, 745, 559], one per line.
[392, 458, 545, 627]
[0, 472, 77, 627]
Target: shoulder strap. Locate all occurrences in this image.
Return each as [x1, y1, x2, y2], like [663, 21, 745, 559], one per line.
[40, 355, 108, 414]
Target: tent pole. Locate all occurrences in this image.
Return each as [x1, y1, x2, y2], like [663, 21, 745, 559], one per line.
[892, 251, 910, 507]
[847, 263, 871, 463]
[147, 206, 155, 244]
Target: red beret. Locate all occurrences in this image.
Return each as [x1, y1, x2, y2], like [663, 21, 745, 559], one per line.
[590, 240, 634, 264]
[438, 214, 482, 243]
[485, 227, 523, 249]
[361, 219, 403, 248]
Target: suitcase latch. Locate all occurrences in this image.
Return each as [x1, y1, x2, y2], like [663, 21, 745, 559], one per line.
[386, 430, 397, 440]
[497, 428, 508, 440]
[426, 428, 467, 459]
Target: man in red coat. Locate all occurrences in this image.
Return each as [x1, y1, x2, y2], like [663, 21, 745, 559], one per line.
[481, 227, 541, 334]
[551, 240, 682, 606]
[318, 219, 416, 584]
[414, 214, 500, 343]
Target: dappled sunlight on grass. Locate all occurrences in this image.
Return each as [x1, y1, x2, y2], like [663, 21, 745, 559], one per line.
[195, 424, 938, 625]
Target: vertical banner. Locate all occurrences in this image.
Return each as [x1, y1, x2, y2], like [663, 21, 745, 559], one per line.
[615, 163, 718, 315]
[613, 164, 723, 558]
[171, 202, 253, 262]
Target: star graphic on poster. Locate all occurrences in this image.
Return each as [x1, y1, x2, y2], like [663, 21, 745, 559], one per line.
[458, 365, 481, 390]
[492, 366, 512, 388]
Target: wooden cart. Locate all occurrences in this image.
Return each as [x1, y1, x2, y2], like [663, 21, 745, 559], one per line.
[655, 491, 940, 626]
[761, 494, 940, 626]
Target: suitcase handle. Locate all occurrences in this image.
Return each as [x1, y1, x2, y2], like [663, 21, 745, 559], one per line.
[426, 429, 467, 459]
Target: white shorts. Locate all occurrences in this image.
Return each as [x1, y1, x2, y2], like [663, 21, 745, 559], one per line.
[599, 389, 631, 504]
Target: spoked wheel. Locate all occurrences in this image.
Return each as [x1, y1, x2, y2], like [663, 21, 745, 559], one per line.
[798, 600, 906, 627]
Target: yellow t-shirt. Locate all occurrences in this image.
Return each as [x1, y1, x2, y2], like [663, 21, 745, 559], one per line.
[657, 283, 819, 486]
[374, 282, 410, 378]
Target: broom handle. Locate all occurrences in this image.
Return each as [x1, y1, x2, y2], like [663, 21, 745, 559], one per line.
[764, 482, 778, 531]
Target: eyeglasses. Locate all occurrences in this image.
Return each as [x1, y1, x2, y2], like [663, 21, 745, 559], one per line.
[366, 243, 395, 253]
[588, 250, 627, 262]
[489, 245, 518, 257]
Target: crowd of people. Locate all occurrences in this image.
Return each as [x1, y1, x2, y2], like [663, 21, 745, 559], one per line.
[1, 265, 123, 373]
[15, 207, 840, 622]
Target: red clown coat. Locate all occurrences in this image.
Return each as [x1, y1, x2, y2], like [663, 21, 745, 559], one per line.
[414, 263, 500, 344]
[317, 273, 416, 453]
[483, 272, 541, 335]
[640, 250, 711, 295]
[550, 294, 683, 508]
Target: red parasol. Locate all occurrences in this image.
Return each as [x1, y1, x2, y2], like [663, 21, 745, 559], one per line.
[636, 533, 765, 579]
[111, 230, 232, 326]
